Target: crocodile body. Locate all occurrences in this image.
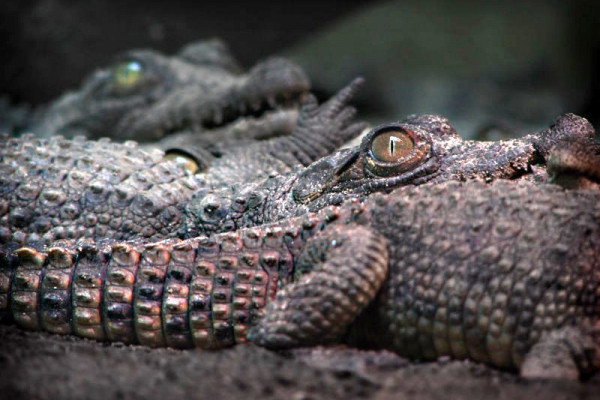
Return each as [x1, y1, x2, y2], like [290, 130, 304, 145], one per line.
[1, 103, 599, 378]
[27, 39, 311, 151]
[0, 81, 365, 245]
[178, 113, 598, 237]
[2, 113, 596, 248]
[1, 179, 599, 379]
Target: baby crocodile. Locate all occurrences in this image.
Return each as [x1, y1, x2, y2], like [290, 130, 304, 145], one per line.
[28, 39, 310, 149]
[1, 178, 598, 380]
[1, 113, 595, 247]
[179, 113, 598, 236]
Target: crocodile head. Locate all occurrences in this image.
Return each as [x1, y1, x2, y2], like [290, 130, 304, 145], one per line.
[291, 113, 597, 207]
[175, 112, 599, 240]
[29, 39, 310, 144]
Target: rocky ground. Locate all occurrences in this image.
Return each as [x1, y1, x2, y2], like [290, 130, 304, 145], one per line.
[1, 324, 597, 400]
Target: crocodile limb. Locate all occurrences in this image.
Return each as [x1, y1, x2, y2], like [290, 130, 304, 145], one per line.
[1, 178, 599, 380]
[179, 77, 366, 184]
[249, 180, 600, 380]
[0, 205, 364, 348]
[179, 113, 597, 237]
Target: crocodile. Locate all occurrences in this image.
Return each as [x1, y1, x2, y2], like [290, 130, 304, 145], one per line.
[0, 80, 365, 246]
[1, 176, 598, 379]
[26, 39, 311, 152]
[178, 112, 598, 237]
[0, 110, 598, 378]
[1, 113, 595, 247]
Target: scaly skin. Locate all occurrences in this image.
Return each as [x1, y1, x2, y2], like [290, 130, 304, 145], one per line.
[28, 39, 311, 150]
[252, 179, 600, 379]
[178, 113, 597, 237]
[0, 81, 365, 245]
[1, 179, 598, 379]
[1, 113, 595, 246]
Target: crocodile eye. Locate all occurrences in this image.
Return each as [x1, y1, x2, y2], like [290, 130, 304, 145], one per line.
[362, 124, 430, 177]
[164, 151, 199, 174]
[112, 60, 143, 88]
[370, 130, 414, 162]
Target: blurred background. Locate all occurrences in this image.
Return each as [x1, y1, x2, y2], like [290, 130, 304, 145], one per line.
[1, 0, 598, 138]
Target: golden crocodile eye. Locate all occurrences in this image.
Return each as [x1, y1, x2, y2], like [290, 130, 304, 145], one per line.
[362, 124, 430, 177]
[164, 152, 199, 174]
[370, 130, 414, 162]
[113, 60, 143, 88]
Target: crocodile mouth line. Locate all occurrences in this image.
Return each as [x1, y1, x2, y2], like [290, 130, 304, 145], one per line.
[165, 90, 308, 135]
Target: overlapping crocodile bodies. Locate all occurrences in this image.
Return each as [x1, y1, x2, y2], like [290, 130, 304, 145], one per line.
[178, 113, 599, 238]
[0, 79, 365, 246]
[0, 209, 337, 349]
[2, 180, 599, 379]
[3, 81, 600, 381]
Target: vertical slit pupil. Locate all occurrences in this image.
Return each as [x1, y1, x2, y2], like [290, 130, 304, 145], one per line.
[370, 129, 414, 163]
[389, 135, 400, 157]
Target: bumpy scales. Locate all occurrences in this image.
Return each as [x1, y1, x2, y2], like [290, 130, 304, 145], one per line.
[2, 107, 599, 379]
[28, 39, 312, 150]
[1, 180, 599, 379]
[178, 113, 598, 237]
[0, 80, 365, 245]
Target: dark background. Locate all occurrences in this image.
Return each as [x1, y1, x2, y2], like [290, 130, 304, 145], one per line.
[0, 1, 367, 104]
[1, 0, 599, 137]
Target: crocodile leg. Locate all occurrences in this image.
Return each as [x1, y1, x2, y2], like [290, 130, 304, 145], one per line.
[201, 78, 367, 185]
[0, 206, 359, 348]
[248, 224, 389, 348]
[520, 326, 600, 380]
[267, 77, 366, 168]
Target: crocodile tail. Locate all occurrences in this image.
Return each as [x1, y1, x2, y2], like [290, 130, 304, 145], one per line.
[0, 226, 300, 349]
[0, 243, 20, 323]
